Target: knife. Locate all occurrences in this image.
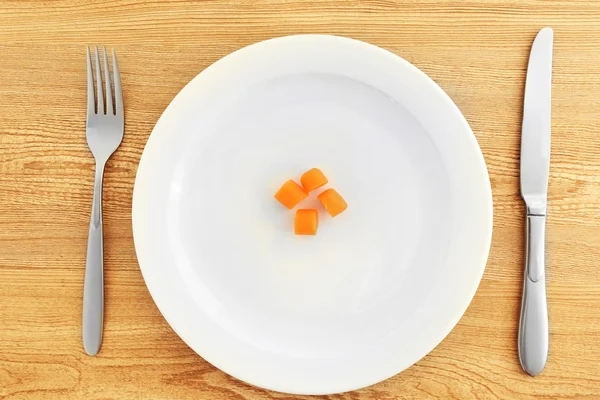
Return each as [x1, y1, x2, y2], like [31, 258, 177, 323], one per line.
[519, 27, 553, 376]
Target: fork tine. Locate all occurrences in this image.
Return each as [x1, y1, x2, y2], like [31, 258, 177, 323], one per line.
[102, 47, 113, 115]
[94, 47, 104, 115]
[112, 49, 123, 117]
[86, 46, 95, 115]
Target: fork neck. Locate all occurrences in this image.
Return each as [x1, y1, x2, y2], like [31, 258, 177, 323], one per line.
[91, 160, 106, 229]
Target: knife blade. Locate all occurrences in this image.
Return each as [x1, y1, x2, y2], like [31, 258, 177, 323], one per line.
[518, 27, 553, 377]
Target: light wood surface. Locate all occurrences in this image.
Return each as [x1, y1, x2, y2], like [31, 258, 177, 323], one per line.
[2, 1, 600, 399]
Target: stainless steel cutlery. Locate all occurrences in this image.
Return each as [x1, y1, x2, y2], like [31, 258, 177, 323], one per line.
[519, 27, 553, 376]
[83, 47, 124, 356]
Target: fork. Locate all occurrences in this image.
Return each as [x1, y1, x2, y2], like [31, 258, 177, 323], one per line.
[83, 47, 124, 356]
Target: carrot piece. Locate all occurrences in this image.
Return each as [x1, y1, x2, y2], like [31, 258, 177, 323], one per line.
[318, 188, 347, 217]
[294, 209, 318, 235]
[274, 179, 308, 209]
[300, 168, 328, 192]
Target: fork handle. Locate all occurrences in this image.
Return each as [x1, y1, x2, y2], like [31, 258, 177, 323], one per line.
[83, 162, 105, 356]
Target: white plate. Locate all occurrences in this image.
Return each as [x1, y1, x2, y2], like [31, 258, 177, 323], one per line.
[132, 35, 493, 395]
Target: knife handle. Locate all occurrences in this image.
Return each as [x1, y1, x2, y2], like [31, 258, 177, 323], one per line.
[518, 214, 548, 376]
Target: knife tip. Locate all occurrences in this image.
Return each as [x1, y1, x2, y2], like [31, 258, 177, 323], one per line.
[539, 27, 554, 38]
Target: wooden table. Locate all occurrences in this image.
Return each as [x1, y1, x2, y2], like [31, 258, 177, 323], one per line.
[2, 1, 600, 399]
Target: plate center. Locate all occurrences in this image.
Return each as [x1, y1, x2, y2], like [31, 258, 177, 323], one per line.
[166, 73, 452, 357]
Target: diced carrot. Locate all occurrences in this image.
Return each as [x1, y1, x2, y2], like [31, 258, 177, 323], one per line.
[294, 209, 318, 235]
[317, 188, 347, 217]
[274, 179, 308, 209]
[300, 168, 328, 192]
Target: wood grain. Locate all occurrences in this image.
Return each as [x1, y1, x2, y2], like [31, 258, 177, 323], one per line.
[1, 0, 600, 399]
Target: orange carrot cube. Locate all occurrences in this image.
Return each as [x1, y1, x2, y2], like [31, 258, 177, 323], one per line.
[300, 168, 328, 192]
[294, 209, 318, 235]
[317, 188, 347, 217]
[274, 179, 308, 209]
